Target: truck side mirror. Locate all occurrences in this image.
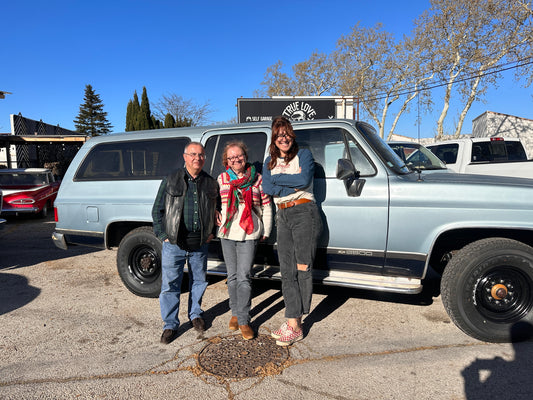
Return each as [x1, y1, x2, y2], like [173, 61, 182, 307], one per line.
[336, 158, 365, 197]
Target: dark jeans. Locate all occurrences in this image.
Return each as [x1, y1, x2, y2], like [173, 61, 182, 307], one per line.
[276, 202, 322, 319]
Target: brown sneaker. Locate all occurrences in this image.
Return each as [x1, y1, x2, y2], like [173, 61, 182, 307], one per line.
[229, 316, 239, 331]
[239, 324, 254, 340]
[192, 317, 205, 332]
[160, 329, 178, 344]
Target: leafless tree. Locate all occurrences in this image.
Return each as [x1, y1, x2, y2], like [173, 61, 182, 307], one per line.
[256, 52, 338, 98]
[336, 23, 433, 138]
[415, 0, 533, 138]
[256, 0, 533, 139]
[254, 60, 296, 97]
[152, 93, 213, 126]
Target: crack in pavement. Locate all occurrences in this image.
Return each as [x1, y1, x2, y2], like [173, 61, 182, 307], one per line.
[0, 339, 488, 390]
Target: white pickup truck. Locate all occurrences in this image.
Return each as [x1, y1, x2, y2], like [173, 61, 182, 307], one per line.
[426, 137, 533, 178]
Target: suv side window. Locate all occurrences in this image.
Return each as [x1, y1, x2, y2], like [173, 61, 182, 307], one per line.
[204, 132, 268, 178]
[74, 138, 190, 181]
[295, 128, 376, 177]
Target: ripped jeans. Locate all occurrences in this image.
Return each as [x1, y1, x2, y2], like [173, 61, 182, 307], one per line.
[276, 202, 322, 319]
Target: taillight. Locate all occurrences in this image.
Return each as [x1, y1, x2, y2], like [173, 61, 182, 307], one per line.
[54, 207, 58, 222]
[10, 199, 35, 204]
[490, 137, 504, 142]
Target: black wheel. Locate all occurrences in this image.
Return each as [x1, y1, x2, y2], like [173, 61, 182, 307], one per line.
[441, 238, 533, 343]
[117, 226, 162, 298]
[38, 202, 49, 218]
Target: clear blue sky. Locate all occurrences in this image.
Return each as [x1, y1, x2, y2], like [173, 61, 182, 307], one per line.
[1, 0, 531, 138]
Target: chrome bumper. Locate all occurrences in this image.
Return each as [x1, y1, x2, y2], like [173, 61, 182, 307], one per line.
[51, 231, 68, 250]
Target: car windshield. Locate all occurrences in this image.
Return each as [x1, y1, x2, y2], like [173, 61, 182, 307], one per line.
[388, 142, 447, 171]
[356, 122, 410, 175]
[0, 172, 49, 187]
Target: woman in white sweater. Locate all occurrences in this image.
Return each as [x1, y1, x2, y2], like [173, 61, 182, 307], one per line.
[262, 116, 322, 346]
[217, 141, 272, 340]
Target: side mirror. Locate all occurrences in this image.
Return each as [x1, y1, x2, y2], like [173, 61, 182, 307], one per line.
[336, 158, 365, 197]
[336, 158, 356, 180]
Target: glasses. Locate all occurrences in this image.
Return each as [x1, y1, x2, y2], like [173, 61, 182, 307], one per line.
[276, 133, 291, 140]
[184, 152, 206, 159]
[227, 154, 245, 162]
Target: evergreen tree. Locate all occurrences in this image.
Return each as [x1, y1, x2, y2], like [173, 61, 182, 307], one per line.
[138, 86, 153, 130]
[176, 116, 193, 127]
[164, 113, 176, 128]
[74, 84, 113, 136]
[125, 99, 134, 131]
[131, 91, 141, 131]
[125, 88, 166, 131]
[151, 116, 162, 129]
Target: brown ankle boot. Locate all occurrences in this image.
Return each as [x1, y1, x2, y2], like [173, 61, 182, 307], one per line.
[229, 316, 239, 331]
[239, 324, 254, 340]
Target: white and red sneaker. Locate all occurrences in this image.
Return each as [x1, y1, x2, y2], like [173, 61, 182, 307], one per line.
[275, 324, 303, 346]
[270, 321, 289, 340]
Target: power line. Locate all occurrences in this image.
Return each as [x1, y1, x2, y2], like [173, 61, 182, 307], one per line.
[361, 57, 533, 103]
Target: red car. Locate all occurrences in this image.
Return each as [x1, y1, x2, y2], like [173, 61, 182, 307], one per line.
[0, 168, 60, 218]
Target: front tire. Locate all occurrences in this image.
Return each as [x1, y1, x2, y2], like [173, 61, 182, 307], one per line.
[117, 226, 162, 298]
[441, 238, 533, 343]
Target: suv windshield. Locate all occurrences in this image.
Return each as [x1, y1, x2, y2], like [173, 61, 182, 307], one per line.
[356, 122, 410, 175]
[388, 142, 447, 171]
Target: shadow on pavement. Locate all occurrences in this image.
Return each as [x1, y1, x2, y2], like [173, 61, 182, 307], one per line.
[0, 215, 101, 271]
[462, 322, 533, 400]
[0, 273, 41, 316]
[202, 277, 436, 334]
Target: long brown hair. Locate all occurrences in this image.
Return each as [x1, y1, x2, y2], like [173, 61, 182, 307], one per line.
[267, 116, 299, 170]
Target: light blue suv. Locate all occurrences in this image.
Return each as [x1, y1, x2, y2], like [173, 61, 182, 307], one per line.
[52, 119, 533, 343]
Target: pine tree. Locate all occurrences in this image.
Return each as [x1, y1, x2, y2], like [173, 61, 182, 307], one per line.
[131, 91, 141, 131]
[138, 86, 153, 130]
[73, 84, 112, 136]
[151, 116, 162, 129]
[125, 87, 164, 131]
[164, 113, 176, 128]
[176, 116, 193, 127]
[125, 99, 134, 131]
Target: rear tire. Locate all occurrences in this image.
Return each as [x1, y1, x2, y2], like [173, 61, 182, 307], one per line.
[38, 202, 49, 218]
[117, 226, 162, 298]
[441, 238, 533, 343]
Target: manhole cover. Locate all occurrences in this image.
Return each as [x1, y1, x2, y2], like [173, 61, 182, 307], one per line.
[198, 334, 290, 378]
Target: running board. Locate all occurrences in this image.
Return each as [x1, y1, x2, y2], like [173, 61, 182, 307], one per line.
[205, 261, 422, 295]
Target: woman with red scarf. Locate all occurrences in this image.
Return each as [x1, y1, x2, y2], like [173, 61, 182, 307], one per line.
[217, 141, 272, 340]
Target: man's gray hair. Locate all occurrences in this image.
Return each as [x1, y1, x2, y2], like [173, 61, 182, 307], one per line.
[184, 141, 204, 153]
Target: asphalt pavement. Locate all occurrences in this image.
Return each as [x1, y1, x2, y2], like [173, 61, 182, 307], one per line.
[1, 216, 533, 399]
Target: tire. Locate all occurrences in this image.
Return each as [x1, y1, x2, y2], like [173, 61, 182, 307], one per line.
[441, 237, 533, 343]
[117, 226, 162, 298]
[38, 202, 49, 218]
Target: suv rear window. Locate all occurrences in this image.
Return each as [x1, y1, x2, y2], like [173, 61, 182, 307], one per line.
[74, 138, 190, 181]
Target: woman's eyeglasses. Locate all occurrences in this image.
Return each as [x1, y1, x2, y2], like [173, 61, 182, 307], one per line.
[227, 154, 245, 162]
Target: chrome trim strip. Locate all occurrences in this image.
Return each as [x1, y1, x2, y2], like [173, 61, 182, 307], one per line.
[206, 260, 422, 294]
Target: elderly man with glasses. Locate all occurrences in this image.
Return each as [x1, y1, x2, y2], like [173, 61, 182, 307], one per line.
[152, 142, 220, 344]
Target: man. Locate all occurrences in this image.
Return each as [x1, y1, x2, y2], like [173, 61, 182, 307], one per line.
[152, 142, 219, 344]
